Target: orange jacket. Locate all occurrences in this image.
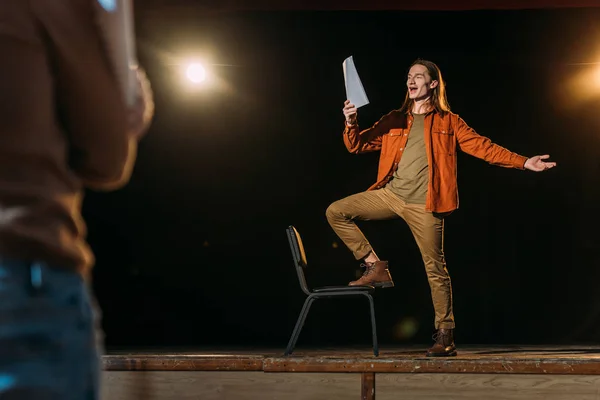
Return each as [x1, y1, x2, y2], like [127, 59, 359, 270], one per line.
[343, 109, 528, 213]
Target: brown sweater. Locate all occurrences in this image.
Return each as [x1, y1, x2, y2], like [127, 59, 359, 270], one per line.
[0, 0, 148, 276]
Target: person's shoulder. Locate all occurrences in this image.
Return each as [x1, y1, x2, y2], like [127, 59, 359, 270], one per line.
[436, 110, 462, 125]
[384, 108, 407, 119]
[437, 110, 458, 118]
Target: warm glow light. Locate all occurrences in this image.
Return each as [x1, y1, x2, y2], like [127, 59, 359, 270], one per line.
[186, 62, 207, 84]
[562, 63, 600, 109]
[595, 66, 600, 87]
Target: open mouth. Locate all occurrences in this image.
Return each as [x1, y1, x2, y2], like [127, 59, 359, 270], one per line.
[409, 87, 418, 94]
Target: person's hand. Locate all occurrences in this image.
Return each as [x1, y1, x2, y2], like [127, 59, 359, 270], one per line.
[343, 100, 357, 125]
[524, 155, 557, 172]
[128, 67, 154, 139]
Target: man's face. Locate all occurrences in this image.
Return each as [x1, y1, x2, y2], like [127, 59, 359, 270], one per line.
[407, 64, 438, 101]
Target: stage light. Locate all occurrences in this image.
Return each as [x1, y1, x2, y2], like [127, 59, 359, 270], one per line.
[186, 62, 207, 84]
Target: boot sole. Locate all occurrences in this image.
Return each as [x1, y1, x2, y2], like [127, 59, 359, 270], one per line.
[373, 281, 394, 289]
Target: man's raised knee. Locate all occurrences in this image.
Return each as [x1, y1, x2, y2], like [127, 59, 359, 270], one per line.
[325, 201, 343, 221]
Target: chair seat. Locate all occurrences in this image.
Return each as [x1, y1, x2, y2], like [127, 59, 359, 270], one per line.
[312, 285, 374, 293]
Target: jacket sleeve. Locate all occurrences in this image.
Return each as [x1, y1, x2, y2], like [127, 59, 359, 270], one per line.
[38, 0, 148, 191]
[343, 110, 397, 154]
[453, 114, 527, 169]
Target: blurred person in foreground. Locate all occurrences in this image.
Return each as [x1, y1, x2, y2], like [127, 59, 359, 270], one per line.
[0, 0, 153, 398]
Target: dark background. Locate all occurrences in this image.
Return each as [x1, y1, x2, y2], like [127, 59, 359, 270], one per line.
[85, 4, 600, 349]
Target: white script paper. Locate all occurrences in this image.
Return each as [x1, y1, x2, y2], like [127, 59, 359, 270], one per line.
[342, 56, 369, 108]
[95, 0, 139, 106]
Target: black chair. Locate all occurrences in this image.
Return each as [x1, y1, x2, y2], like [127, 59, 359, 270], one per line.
[284, 225, 379, 357]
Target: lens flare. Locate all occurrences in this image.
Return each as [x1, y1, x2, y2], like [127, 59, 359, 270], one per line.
[186, 63, 207, 84]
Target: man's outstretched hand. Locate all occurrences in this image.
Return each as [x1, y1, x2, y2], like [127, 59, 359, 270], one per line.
[524, 155, 557, 172]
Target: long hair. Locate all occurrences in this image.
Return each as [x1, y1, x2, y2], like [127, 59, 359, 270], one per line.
[399, 59, 451, 114]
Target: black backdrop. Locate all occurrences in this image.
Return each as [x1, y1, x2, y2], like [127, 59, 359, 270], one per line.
[87, 5, 600, 348]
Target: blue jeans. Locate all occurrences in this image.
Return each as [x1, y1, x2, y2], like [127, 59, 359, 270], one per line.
[0, 260, 103, 400]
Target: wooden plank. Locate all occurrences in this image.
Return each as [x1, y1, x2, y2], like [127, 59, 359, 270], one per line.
[104, 355, 264, 371]
[376, 373, 600, 400]
[102, 371, 360, 400]
[101, 371, 600, 400]
[263, 357, 600, 375]
[103, 346, 600, 374]
[361, 372, 376, 400]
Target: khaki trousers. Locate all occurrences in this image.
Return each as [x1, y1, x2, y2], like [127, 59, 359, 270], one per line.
[326, 188, 455, 329]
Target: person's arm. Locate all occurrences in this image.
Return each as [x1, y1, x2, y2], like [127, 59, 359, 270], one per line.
[38, 0, 153, 191]
[342, 100, 394, 154]
[68, 68, 153, 191]
[453, 115, 556, 172]
[71, 67, 154, 191]
[453, 114, 529, 169]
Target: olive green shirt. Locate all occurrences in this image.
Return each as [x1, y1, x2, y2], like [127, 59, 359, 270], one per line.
[386, 113, 429, 204]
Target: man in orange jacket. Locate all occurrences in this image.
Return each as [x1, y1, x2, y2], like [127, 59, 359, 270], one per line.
[326, 59, 555, 357]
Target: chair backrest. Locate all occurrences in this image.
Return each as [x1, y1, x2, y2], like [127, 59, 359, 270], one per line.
[286, 226, 311, 295]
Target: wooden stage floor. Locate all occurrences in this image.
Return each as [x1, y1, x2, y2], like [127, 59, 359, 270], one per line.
[102, 346, 600, 400]
[104, 345, 600, 374]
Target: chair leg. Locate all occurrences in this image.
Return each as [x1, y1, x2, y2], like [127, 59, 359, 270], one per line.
[366, 294, 379, 357]
[284, 296, 315, 356]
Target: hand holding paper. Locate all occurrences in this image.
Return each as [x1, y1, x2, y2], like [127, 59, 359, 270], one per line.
[342, 100, 358, 125]
[343, 56, 369, 109]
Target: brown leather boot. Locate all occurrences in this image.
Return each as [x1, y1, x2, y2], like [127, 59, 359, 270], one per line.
[426, 328, 457, 357]
[349, 261, 394, 288]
